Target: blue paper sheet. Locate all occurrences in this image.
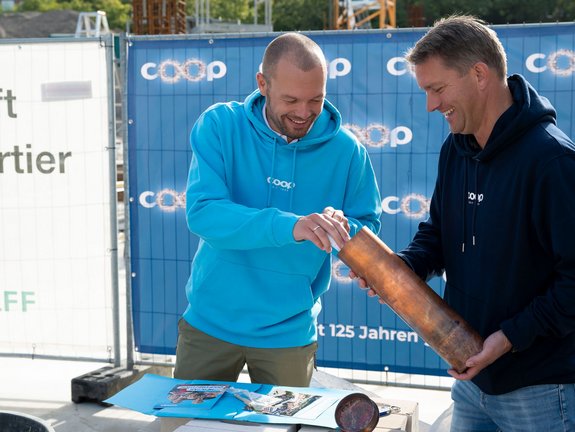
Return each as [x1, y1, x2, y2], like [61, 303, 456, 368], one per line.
[105, 373, 352, 428]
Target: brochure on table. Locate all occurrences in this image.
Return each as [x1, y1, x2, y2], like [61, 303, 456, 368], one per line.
[154, 383, 229, 410]
[105, 373, 353, 428]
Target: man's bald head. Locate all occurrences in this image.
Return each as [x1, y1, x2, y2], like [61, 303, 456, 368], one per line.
[261, 33, 327, 83]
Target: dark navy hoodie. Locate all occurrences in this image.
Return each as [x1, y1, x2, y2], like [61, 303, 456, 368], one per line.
[398, 74, 575, 395]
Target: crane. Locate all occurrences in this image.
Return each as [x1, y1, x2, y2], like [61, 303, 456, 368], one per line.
[332, 0, 396, 30]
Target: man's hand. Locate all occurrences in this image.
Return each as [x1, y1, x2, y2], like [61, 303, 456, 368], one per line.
[293, 207, 350, 252]
[349, 270, 386, 304]
[448, 330, 513, 380]
[322, 206, 350, 233]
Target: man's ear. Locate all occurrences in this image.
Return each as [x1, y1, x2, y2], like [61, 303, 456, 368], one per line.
[473, 62, 490, 90]
[256, 72, 268, 96]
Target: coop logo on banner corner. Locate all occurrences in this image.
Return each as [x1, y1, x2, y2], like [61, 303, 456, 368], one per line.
[387, 50, 575, 78]
[141, 59, 227, 82]
[526, 49, 575, 76]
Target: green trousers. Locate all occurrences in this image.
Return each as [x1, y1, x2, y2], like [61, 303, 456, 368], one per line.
[174, 318, 317, 387]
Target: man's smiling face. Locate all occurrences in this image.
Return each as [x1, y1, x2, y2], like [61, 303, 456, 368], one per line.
[257, 56, 326, 142]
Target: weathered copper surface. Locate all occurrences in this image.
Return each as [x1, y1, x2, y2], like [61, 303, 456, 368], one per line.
[338, 227, 484, 373]
[335, 393, 380, 432]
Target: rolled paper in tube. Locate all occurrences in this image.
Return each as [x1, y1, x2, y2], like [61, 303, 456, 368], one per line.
[338, 227, 484, 373]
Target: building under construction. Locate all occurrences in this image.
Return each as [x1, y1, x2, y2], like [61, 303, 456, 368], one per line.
[131, 0, 273, 35]
[332, 0, 396, 30]
[131, 0, 187, 34]
[130, 0, 397, 35]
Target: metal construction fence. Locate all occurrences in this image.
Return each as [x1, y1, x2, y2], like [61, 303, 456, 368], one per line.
[1, 23, 574, 386]
[0, 35, 120, 364]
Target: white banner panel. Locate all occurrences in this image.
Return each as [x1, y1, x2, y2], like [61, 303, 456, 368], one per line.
[0, 39, 113, 358]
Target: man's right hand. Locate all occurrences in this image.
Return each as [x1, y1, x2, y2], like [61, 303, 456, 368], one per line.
[293, 211, 349, 253]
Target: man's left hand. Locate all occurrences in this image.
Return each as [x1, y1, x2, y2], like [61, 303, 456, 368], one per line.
[448, 330, 513, 380]
[323, 206, 350, 233]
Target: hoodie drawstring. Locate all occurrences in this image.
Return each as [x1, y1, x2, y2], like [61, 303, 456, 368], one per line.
[461, 158, 468, 253]
[462, 157, 480, 253]
[289, 147, 298, 211]
[266, 139, 278, 208]
[471, 159, 479, 247]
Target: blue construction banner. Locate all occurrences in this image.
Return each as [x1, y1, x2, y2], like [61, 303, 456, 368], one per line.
[126, 24, 575, 375]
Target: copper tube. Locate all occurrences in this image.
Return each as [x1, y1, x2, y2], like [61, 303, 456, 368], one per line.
[338, 227, 484, 373]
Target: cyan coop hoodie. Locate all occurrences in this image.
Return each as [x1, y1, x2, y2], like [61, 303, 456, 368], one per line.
[183, 89, 381, 348]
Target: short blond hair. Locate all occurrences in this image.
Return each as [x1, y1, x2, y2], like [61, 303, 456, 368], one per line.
[406, 15, 507, 80]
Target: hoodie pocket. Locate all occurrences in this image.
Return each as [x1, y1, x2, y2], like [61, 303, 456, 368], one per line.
[191, 257, 316, 328]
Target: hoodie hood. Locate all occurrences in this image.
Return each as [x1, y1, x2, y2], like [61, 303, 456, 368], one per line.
[452, 74, 556, 161]
[450, 75, 558, 253]
[243, 89, 343, 209]
[243, 89, 342, 151]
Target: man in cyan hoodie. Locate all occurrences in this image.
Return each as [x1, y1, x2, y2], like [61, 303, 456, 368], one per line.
[174, 33, 382, 387]
[387, 15, 575, 432]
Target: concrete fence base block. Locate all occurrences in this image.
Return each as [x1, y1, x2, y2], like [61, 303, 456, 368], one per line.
[71, 364, 172, 404]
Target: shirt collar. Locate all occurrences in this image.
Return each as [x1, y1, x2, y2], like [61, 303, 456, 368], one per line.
[262, 102, 299, 143]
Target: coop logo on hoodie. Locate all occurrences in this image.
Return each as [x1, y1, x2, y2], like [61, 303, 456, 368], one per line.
[467, 192, 484, 205]
[267, 177, 295, 191]
[526, 49, 575, 76]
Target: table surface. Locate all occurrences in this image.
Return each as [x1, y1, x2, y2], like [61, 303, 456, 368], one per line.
[152, 370, 420, 432]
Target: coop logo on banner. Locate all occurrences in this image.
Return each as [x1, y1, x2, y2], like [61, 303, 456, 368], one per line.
[141, 56, 354, 83]
[386, 56, 414, 76]
[526, 49, 575, 76]
[141, 59, 227, 83]
[332, 259, 352, 284]
[344, 123, 413, 149]
[382, 194, 430, 219]
[137, 190, 431, 220]
[331, 193, 431, 284]
[256, 58, 351, 79]
[328, 58, 351, 79]
[138, 189, 185, 211]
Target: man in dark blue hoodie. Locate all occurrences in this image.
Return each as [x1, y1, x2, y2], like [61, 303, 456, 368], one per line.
[360, 15, 575, 431]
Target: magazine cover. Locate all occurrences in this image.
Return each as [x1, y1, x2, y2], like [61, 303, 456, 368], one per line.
[154, 383, 229, 410]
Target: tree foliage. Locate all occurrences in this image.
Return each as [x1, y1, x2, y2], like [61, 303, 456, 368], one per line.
[401, 0, 575, 26]
[269, 0, 575, 29]
[186, 0, 252, 23]
[183, 0, 574, 32]
[272, 0, 329, 31]
[17, 0, 131, 30]
[13, 0, 575, 33]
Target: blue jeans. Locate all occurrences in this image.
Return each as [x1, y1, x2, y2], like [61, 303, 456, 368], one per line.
[450, 380, 575, 432]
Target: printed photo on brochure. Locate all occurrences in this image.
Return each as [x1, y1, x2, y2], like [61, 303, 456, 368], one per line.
[154, 383, 229, 410]
[230, 387, 339, 420]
